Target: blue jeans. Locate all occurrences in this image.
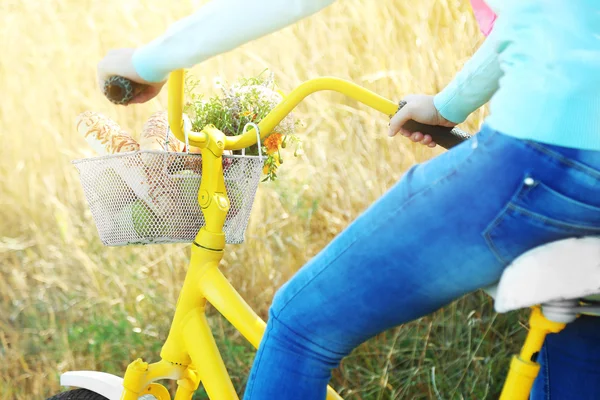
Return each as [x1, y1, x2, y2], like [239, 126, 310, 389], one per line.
[243, 125, 600, 400]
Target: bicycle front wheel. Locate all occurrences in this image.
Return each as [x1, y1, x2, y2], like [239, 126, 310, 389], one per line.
[46, 389, 108, 400]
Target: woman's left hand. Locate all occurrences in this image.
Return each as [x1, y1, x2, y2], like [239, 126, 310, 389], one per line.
[388, 94, 456, 148]
[97, 48, 166, 104]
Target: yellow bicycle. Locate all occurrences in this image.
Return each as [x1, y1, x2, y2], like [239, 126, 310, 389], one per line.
[46, 69, 600, 400]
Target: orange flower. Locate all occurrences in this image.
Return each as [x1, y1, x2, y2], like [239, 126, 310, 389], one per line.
[264, 133, 283, 155]
[241, 110, 258, 120]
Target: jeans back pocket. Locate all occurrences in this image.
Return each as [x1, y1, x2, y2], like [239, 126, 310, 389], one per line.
[483, 174, 600, 265]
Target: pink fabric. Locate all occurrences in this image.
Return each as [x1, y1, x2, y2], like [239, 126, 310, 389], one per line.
[470, 0, 497, 36]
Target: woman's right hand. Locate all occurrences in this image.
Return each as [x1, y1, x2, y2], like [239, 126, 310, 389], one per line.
[97, 48, 167, 104]
[388, 94, 456, 148]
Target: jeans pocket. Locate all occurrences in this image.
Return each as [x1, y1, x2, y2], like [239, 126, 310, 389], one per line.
[483, 174, 600, 265]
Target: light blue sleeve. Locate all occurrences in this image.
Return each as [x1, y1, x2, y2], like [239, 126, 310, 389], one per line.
[132, 0, 337, 83]
[433, 29, 503, 124]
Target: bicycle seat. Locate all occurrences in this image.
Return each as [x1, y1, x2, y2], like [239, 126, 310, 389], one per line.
[484, 236, 600, 322]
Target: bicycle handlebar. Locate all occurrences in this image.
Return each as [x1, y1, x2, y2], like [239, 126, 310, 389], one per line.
[396, 101, 472, 149]
[103, 76, 147, 105]
[103, 70, 472, 150]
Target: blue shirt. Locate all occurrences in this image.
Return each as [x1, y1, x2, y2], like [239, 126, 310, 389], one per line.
[435, 0, 600, 151]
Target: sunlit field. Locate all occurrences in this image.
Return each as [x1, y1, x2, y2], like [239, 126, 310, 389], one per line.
[0, 0, 527, 398]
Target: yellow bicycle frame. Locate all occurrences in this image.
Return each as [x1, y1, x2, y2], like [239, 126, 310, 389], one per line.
[118, 69, 563, 400]
[120, 69, 368, 400]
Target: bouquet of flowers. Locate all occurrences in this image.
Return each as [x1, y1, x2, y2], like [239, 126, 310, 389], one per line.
[183, 69, 302, 181]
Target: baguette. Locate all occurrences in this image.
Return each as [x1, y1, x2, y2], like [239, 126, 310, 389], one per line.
[140, 111, 236, 156]
[139, 111, 186, 222]
[140, 111, 184, 153]
[187, 145, 202, 154]
[76, 111, 139, 155]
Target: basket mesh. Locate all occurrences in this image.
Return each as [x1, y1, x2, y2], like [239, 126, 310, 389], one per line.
[73, 151, 265, 246]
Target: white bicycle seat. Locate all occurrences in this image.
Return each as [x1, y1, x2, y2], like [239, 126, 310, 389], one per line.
[484, 236, 600, 322]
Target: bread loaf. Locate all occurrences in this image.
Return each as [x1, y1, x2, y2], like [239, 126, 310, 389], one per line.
[187, 145, 202, 154]
[76, 111, 139, 155]
[140, 111, 184, 153]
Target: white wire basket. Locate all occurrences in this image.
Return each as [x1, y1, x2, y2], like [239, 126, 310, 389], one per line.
[73, 122, 266, 246]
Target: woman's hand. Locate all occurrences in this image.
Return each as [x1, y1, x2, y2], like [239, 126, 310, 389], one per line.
[388, 94, 456, 148]
[97, 48, 166, 104]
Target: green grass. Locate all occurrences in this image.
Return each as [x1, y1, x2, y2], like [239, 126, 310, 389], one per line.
[3, 285, 528, 399]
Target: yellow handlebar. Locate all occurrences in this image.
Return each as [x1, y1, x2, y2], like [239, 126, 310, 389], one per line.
[224, 77, 399, 150]
[167, 69, 470, 151]
[167, 69, 397, 151]
[167, 69, 208, 147]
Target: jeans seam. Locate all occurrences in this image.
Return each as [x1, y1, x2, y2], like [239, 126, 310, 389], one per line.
[544, 345, 550, 400]
[530, 180, 600, 213]
[267, 313, 348, 357]
[508, 204, 600, 233]
[244, 323, 272, 399]
[524, 141, 600, 180]
[481, 173, 532, 265]
[276, 134, 488, 317]
[482, 203, 512, 265]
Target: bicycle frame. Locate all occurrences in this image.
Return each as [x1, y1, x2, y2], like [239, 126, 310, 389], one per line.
[119, 69, 364, 400]
[115, 69, 565, 400]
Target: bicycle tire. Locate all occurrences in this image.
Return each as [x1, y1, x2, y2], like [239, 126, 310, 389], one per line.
[46, 388, 108, 400]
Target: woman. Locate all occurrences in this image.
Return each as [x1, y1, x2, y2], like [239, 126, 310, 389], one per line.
[97, 1, 600, 398]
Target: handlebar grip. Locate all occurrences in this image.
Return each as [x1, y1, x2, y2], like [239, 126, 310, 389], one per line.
[103, 76, 147, 105]
[397, 100, 471, 150]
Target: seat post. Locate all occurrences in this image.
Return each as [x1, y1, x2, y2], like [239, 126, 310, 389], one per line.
[542, 299, 580, 323]
[499, 306, 567, 400]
